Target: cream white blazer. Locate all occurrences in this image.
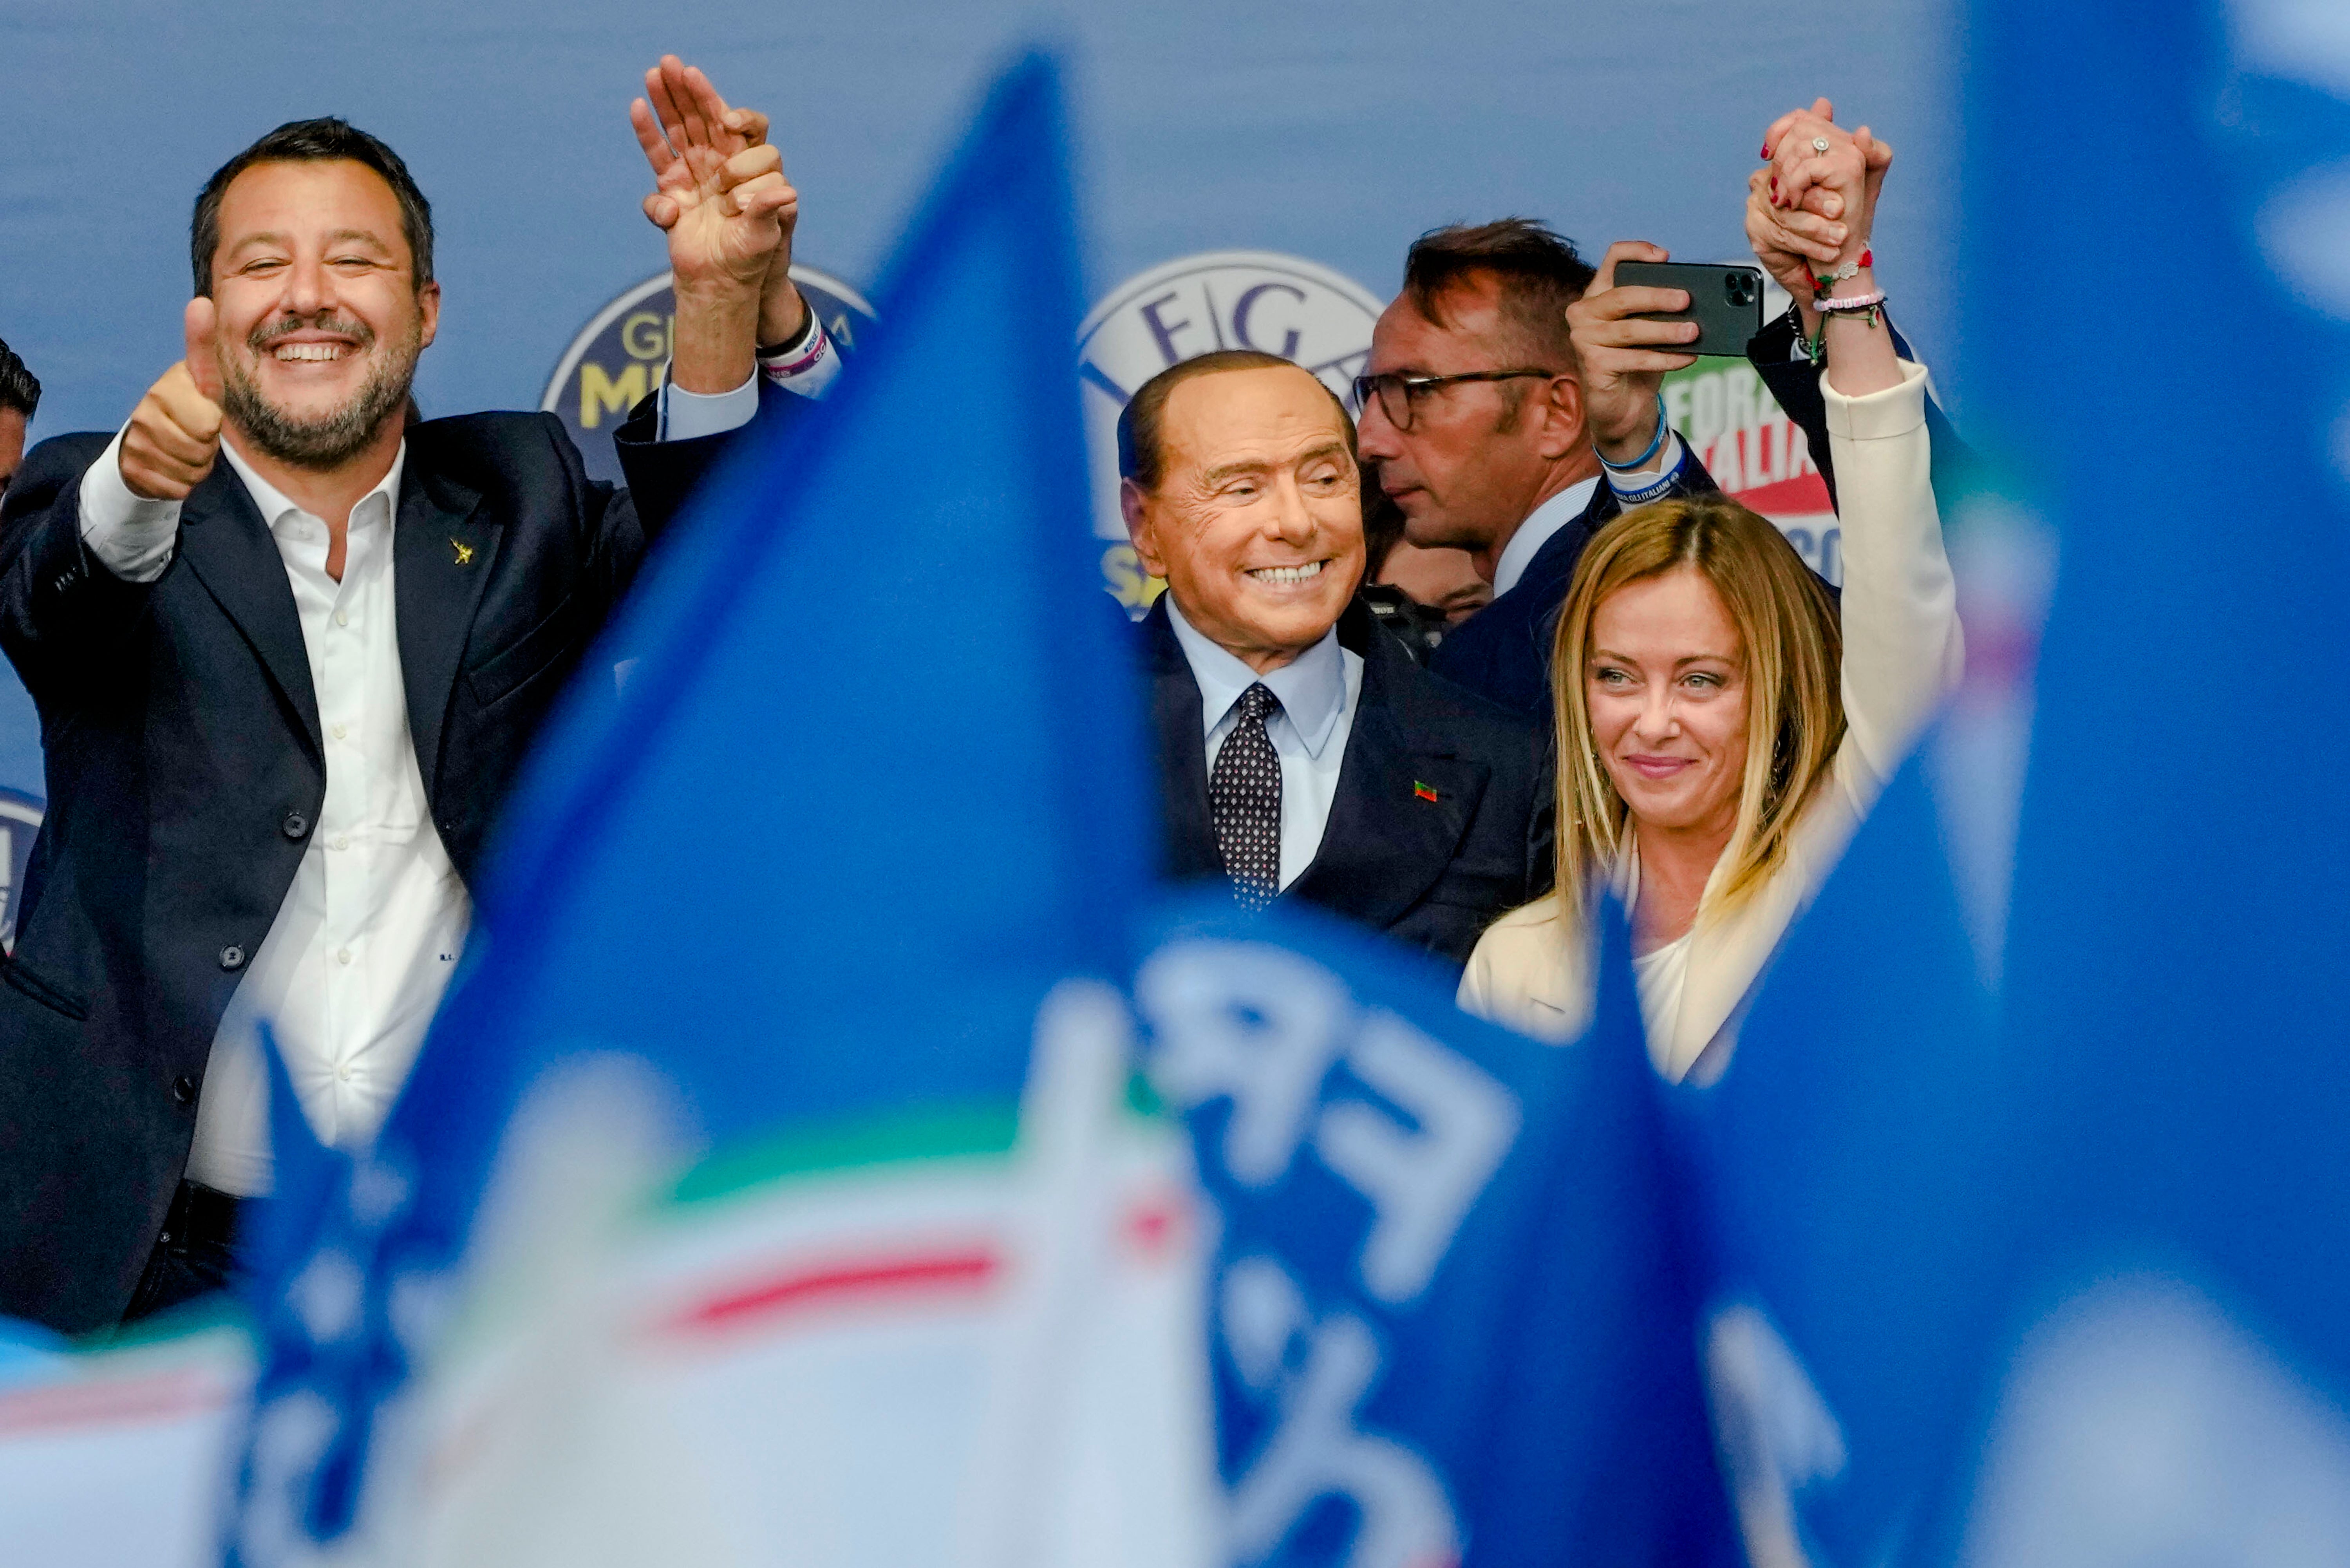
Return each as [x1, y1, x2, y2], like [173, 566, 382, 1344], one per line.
[1458, 360, 1963, 1081]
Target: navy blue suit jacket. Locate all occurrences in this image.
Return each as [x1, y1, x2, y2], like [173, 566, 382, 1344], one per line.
[1426, 449, 1720, 719]
[0, 388, 799, 1332]
[1144, 596, 1553, 971]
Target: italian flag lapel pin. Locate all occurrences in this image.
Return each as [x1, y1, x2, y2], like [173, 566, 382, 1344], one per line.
[1413, 781, 1439, 803]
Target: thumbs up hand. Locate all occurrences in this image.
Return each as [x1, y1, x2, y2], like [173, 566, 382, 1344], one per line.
[120, 298, 226, 501]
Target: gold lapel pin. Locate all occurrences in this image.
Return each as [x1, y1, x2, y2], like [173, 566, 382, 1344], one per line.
[451, 538, 475, 566]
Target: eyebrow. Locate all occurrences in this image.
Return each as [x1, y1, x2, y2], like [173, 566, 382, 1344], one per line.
[227, 228, 394, 255]
[1200, 439, 1350, 483]
[1591, 647, 1741, 669]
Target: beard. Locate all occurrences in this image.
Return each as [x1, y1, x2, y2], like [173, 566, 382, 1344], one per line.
[220, 312, 422, 470]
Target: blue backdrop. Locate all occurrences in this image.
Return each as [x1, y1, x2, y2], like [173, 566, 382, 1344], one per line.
[0, 0, 1958, 805]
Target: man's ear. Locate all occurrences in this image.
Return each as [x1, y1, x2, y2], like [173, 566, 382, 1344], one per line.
[1121, 478, 1167, 577]
[1538, 373, 1588, 461]
[416, 280, 443, 351]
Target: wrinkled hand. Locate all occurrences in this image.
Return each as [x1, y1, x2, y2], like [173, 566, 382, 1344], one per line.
[1760, 98, 1889, 278]
[1747, 166, 1846, 306]
[1565, 241, 1697, 462]
[120, 299, 224, 501]
[630, 56, 799, 321]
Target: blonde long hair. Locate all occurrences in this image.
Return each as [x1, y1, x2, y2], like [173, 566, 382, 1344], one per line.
[1551, 493, 1844, 927]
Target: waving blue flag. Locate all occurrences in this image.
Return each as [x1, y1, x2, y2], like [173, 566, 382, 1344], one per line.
[222, 51, 1155, 1564]
[1137, 896, 1735, 1568]
[1665, 750, 2005, 1568]
[1914, 0, 2350, 1554]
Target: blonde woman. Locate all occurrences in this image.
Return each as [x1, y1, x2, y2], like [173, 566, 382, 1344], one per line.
[1459, 109, 1963, 1081]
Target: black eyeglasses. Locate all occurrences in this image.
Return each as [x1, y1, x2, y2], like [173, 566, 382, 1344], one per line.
[1352, 368, 1556, 432]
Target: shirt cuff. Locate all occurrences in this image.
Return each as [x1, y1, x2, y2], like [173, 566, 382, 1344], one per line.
[76, 425, 182, 583]
[1603, 432, 1687, 506]
[655, 371, 761, 443]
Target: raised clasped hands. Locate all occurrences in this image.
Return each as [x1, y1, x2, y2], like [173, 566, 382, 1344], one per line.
[1749, 98, 1890, 314]
[631, 56, 805, 386]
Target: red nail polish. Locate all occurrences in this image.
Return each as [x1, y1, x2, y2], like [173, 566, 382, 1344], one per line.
[1760, 144, 1771, 159]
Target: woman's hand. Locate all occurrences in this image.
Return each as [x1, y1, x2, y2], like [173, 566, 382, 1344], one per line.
[1762, 99, 1891, 280]
[1761, 101, 1899, 396]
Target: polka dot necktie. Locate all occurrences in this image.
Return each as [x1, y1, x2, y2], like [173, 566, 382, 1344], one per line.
[1209, 683, 1283, 911]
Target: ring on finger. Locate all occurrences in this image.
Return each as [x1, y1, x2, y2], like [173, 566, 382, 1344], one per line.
[1811, 137, 1831, 153]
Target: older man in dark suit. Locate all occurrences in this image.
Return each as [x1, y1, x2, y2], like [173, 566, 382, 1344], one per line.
[0, 60, 833, 1333]
[1121, 349, 1551, 970]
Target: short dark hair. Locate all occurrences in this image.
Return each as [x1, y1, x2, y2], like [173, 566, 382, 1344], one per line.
[1401, 218, 1594, 369]
[1117, 350, 1356, 494]
[190, 118, 435, 296]
[0, 338, 37, 420]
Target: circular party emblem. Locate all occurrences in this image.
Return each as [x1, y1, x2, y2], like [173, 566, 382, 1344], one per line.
[1078, 252, 1385, 611]
[541, 266, 877, 486]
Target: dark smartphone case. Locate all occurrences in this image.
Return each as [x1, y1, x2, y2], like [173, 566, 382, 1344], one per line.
[1613, 262, 1765, 357]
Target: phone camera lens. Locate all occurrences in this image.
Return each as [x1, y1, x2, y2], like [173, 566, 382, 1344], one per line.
[1726, 273, 1757, 306]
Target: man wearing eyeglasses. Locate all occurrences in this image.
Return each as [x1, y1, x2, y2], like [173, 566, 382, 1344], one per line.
[1356, 221, 1714, 718]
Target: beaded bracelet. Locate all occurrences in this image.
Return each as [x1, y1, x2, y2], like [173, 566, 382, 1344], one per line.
[1815, 290, 1887, 331]
[1782, 300, 1828, 368]
[1597, 392, 1668, 471]
[1813, 289, 1888, 313]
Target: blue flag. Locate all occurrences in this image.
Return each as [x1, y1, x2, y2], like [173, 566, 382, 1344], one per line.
[1913, 0, 2350, 1552]
[1665, 750, 2006, 1567]
[1136, 895, 1735, 1568]
[222, 51, 1153, 1563]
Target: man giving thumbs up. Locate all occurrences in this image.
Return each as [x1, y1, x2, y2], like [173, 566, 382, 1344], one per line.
[0, 72, 834, 1334]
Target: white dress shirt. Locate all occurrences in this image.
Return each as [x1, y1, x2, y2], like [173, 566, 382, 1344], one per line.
[1488, 431, 1688, 599]
[1490, 477, 1600, 598]
[73, 335, 835, 1195]
[1165, 597, 1364, 892]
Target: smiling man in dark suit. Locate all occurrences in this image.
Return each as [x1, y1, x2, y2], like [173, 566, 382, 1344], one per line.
[0, 60, 839, 1333]
[1121, 349, 1551, 969]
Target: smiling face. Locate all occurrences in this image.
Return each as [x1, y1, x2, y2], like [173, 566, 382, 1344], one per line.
[1585, 565, 1751, 837]
[204, 158, 438, 469]
[1123, 365, 1364, 673]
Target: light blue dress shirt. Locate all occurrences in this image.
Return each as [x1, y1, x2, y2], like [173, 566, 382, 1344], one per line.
[1165, 597, 1365, 892]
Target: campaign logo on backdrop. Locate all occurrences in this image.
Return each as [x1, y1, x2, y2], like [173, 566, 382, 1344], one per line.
[541, 266, 878, 487]
[1662, 356, 1841, 584]
[1078, 252, 1385, 611]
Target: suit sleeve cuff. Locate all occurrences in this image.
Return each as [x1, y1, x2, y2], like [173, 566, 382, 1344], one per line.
[1822, 358, 1929, 441]
[77, 425, 181, 582]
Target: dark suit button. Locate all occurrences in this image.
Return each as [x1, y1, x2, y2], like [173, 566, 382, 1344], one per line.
[282, 811, 309, 839]
[172, 1075, 195, 1104]
[220, 945, 246, 970]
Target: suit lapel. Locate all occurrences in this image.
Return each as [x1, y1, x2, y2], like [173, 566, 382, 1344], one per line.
[1143, 599, 1222, 881]
[393, 460, 493, 801]
[1287, 620, 1482, 928]
[175, 469, 322, 758]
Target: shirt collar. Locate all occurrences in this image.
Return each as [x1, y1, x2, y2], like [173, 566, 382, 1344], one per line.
[219, 435, 407, 535]
[1164, 595, 1349, 760]
[1491, 475, 1600, 598]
